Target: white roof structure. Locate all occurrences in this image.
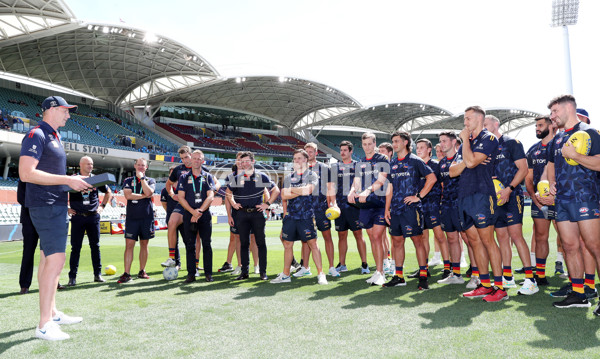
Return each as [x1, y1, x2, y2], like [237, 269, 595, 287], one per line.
[0, 1, 541, 135]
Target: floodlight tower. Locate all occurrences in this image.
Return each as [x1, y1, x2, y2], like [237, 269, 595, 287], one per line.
[551, 0, 579, 95]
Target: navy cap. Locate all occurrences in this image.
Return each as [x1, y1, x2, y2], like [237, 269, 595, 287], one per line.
[576, 108, 589, 120]
[41, 96, 77, 113]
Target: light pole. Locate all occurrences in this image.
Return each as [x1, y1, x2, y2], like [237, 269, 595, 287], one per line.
[551, 0, 579, 95]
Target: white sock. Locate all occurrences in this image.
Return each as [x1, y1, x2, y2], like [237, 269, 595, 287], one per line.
[530, 252, 536, 265]
[557, 252, 564, 263]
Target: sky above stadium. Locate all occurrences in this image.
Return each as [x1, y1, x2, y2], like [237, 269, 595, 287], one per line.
[67, 0, 599, 145]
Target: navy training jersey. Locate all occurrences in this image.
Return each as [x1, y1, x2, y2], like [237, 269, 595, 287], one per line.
[493, 135, 526, 196]
[333, 160, 357, 210]
[455, 129, 498, 199]
[526, 140, 551, 188]
[168, 163, 192, 194]
[20, 121, 67, 207]
[439, 154, 460, 207]
[284, 170, 318, 220]
[356, 153, 389, 199]
[308, 161, 332, 211]
[177, 170, 215, 210]
[123, 176, 156, 220]
[419, 159, 442, 209]
[69, 179, 108, 212]
[548, 122, 600, 203]
[227, 170, 275, 208]
[389, 153, 433, 215]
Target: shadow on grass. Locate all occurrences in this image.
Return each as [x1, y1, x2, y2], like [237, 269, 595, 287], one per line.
[0, 328, 36, 355]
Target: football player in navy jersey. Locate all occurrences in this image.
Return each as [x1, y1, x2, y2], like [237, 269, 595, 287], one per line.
[415, 139, 449, 279]
[383, 131, 436, 289]
[450, 106, 507, 302]
[378, 142, 394, 275]
[161, 146, 193, 268]
[293, 143, 339, 278]
[525, 116, 560, 285]
[333, 141, 368, 273]
[484, 115, 538, 295]
[436, 132, 468, 286]
[271, 149, 327, 285]
[348, 132, 390, 285]
[541, 95, 600, 310]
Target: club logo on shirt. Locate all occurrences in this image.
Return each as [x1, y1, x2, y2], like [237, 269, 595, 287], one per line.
[28, 145, 38, 154]
[392, 165, 398, 170]
[360, 164, 367, 169]
[579, 207, 589, 214]
[556, 138, 562, 145]
[441, 164, 446, 169]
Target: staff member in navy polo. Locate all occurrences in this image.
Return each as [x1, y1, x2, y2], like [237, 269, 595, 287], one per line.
[118, 157, 156, 284]
[19, 95, 92, 341]
[67, 156, 112, 286]
[226, 151, 280, 281]
[178, 150, 215, 282]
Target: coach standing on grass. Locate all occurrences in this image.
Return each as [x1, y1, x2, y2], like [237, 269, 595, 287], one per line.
[67, 155, 112, 286]
[177, 150, 216, 283]
[19, 96, 92, 341]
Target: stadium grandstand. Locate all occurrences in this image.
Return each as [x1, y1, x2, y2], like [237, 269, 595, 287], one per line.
[0, 0, 541, 239]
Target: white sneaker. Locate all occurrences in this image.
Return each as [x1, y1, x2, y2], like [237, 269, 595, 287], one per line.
[517, 278, 539, 295]
[466, 276, 480, 289]
[460, 253, 468, 268]
[161, 258, 176, 267]
[254, 265, 260, 274]
[195, 269, 200, 277]
[270, 273, 291, 284]
[437, 273, 465, 285]
[428, 254, 443, 267]
[231, 266, 242, 276]
[36, 321, 70, 341]
[328, 266, 340, 277]
[317, 273, 328, 285]
[503, 278, 517, 288]
[293, 266, 312, 278]
[366, 272, 377, 284]
[52, 310, 82, 325]
[372, 271, 386, 286]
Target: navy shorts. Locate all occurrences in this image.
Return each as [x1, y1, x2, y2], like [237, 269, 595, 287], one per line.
[29, 206, 69, 256]
[440, 203, 462, 232]
[335, 205, 361, 232]
[359, 208, 386, 229]
[422, 205, 441, 229]
[495, 194, 524, 228]
[125, 217, 155, 241]
[281, 217, 317, 242]
[555, 200, 600, 223]
[530, 202, 556, 220]
[172, 204, 184, 215]
[458, 193, 497, 230]
[314, 208, 332, 232]
[389, 209, 423, 237]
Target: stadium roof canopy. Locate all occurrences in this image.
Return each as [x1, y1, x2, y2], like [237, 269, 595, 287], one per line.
[0, 1, 541, 135]
[157, 76, 362, 129]
[409, 108, 543, 134]
[295, 102, 454, 134]
[0, 1, 218, 104]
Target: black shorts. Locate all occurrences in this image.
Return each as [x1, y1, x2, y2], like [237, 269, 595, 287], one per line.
[282, 217, 317, 242]
[335, 206, 361, 232]
[125, 217, 155, 241]
[314, 208, 332, 232]
[389, 209, 423, 237]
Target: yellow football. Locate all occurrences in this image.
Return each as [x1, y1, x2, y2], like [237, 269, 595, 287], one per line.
[105, 265, 117, 276]
[325, 206, 341, 220]
[565, 130, 591, 166]
[493, 179, 505, 206]
[537, 180, 550, 197]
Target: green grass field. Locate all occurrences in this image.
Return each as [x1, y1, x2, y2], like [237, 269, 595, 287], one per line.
[1, 211, 599, 358]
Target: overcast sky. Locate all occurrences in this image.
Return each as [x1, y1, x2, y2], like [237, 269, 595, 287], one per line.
[67, 0, 599, 147]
